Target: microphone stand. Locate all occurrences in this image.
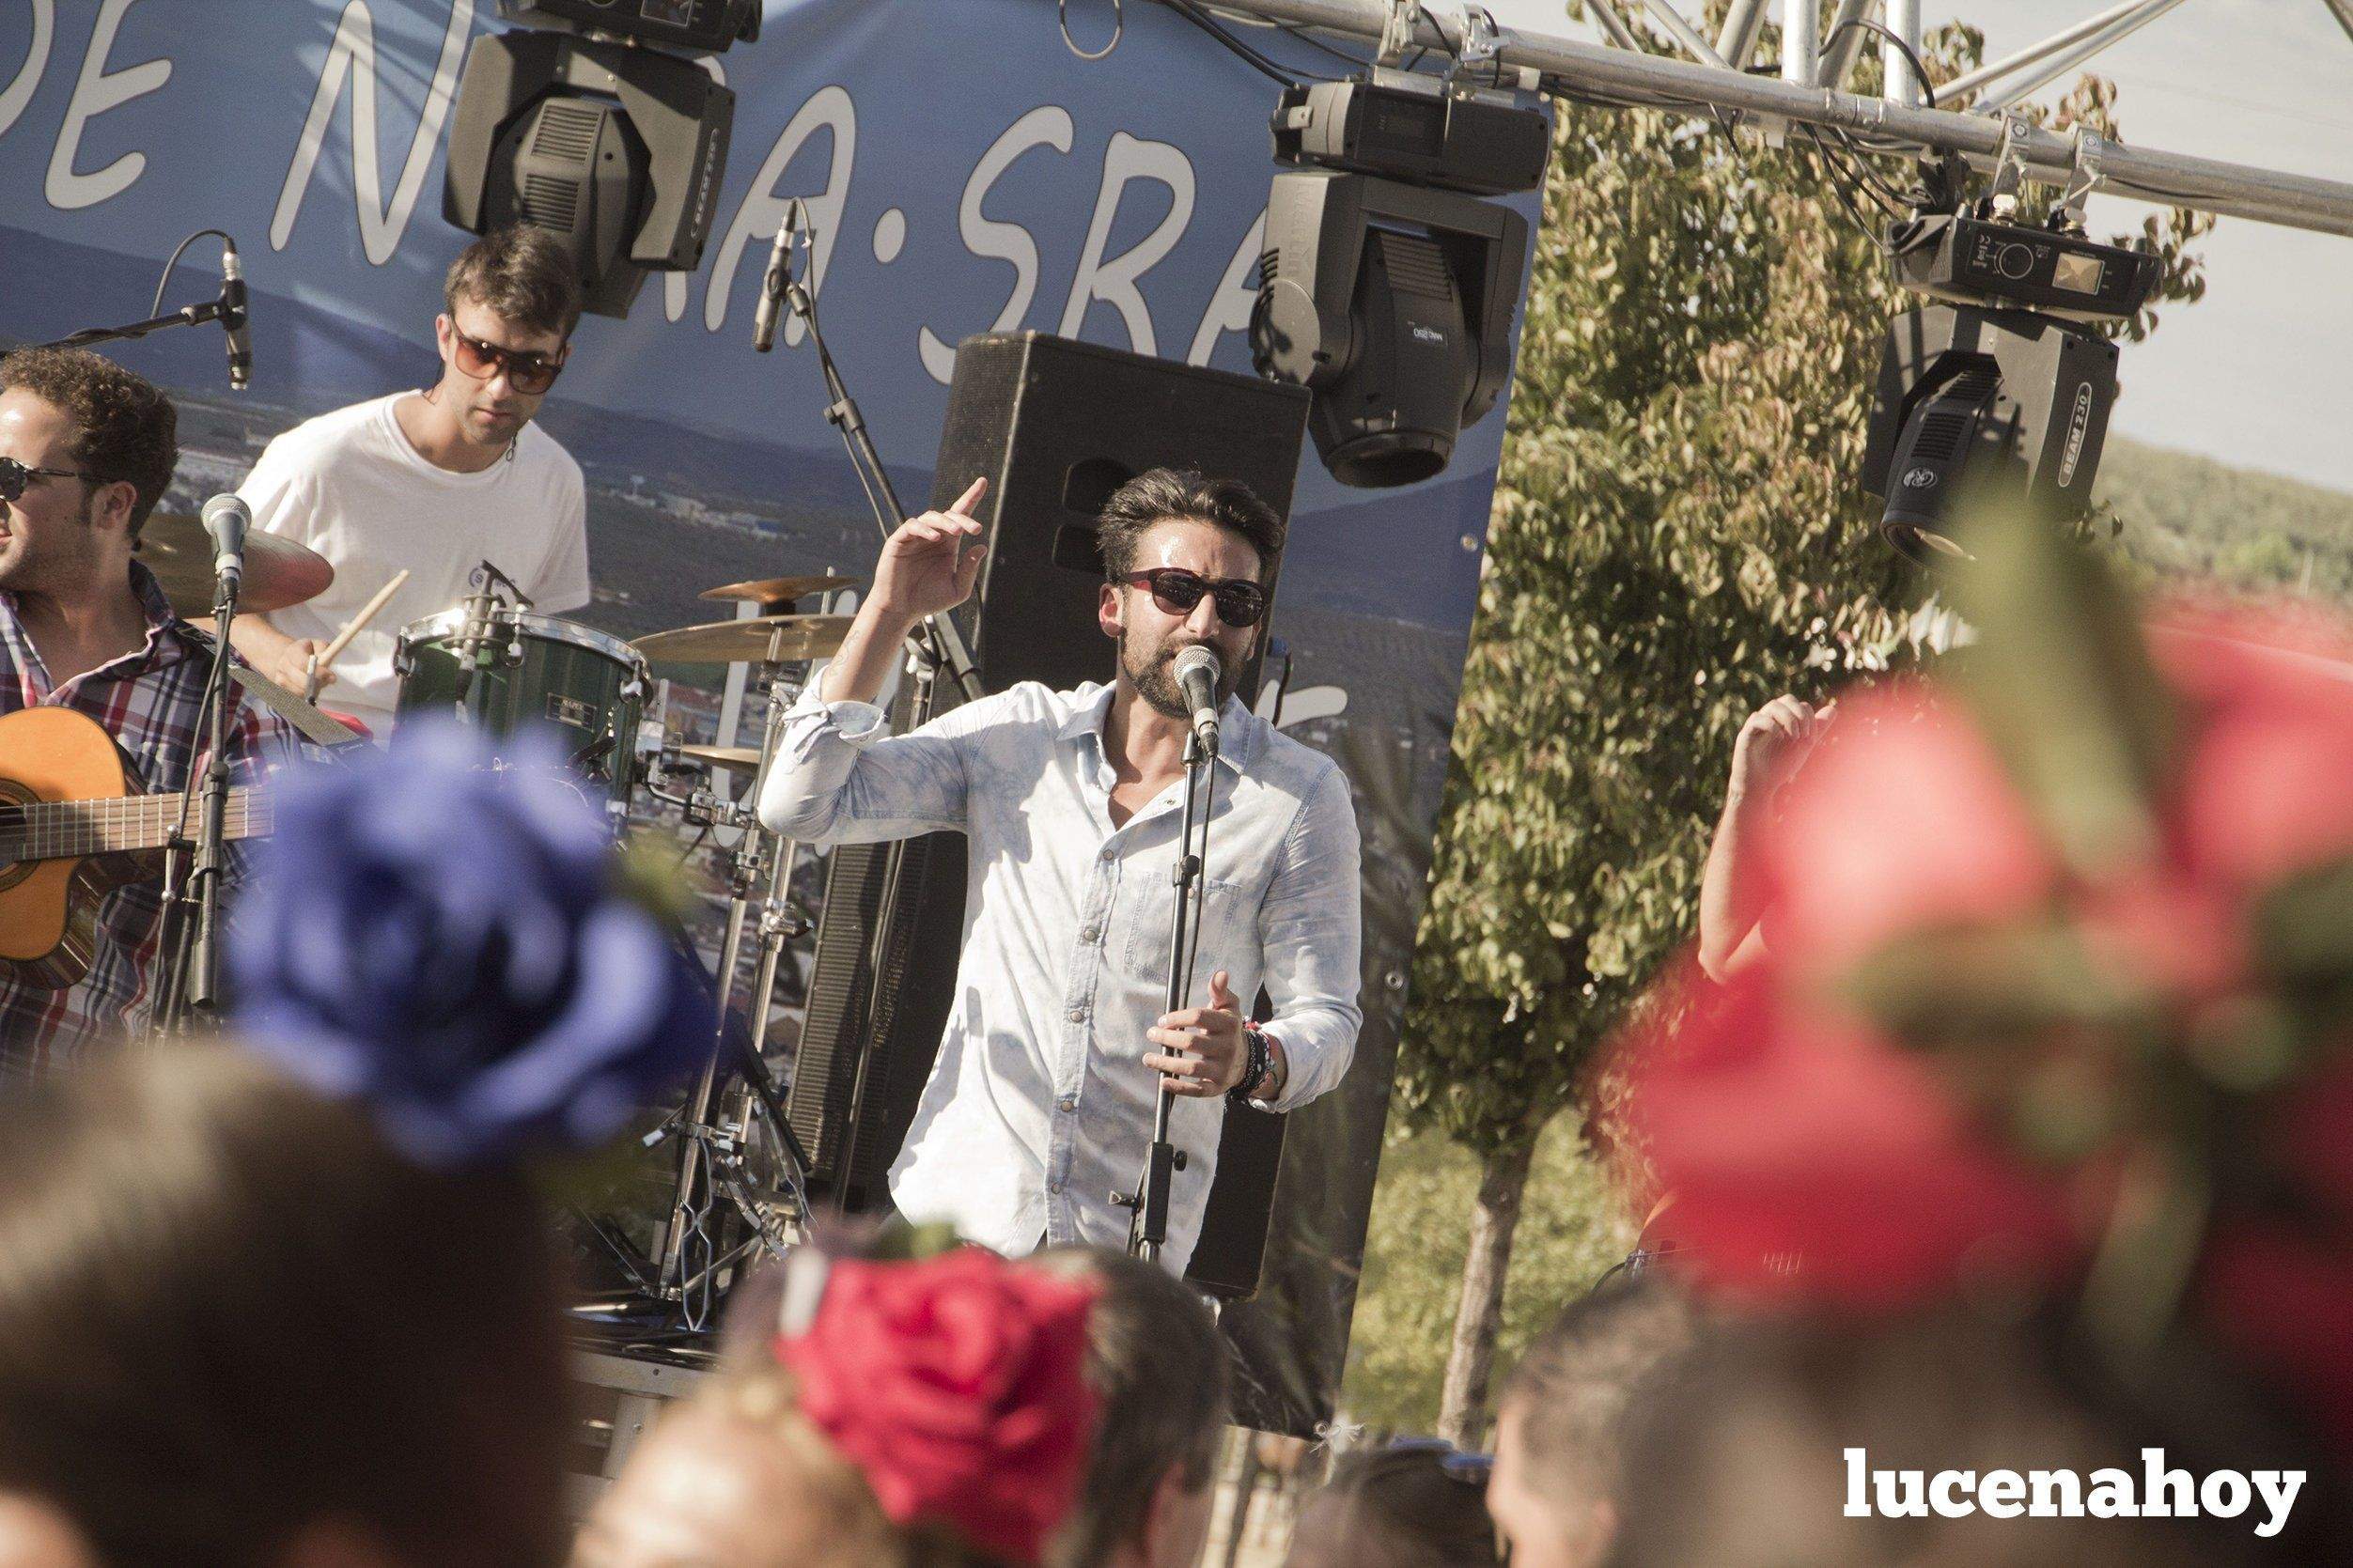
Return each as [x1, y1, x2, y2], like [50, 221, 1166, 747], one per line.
[1119, 726, 1220, 1262]
[151, 564, 245, 1033]
[775, 241, 982, 705]
[37, 298, 238, 355]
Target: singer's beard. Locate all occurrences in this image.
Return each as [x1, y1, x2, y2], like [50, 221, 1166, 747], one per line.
[1121, 629, 1237, 722]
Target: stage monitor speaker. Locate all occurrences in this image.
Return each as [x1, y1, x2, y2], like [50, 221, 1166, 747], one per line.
[787, 333, 1311, 1298]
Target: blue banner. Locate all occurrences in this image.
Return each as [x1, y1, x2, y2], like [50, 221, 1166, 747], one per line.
[0, 0, 1538, 1433]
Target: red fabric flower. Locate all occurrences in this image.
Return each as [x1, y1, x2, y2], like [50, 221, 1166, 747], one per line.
[1624, 966, 2080, 1312]
[1757, 682, 2058, 978]
[778, 1248, 1100, 1566]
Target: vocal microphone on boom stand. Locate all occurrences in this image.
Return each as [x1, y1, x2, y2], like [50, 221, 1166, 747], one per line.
[1118, 644, 1225, 1262]
[39, 229, 254, 394]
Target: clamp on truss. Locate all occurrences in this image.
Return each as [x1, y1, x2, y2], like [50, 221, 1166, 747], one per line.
[1375, 0, 1420, 68]
[2056, 128, 2112, 230]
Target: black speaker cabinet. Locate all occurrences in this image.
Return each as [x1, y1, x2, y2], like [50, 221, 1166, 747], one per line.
[787, 333, 1312, 1297]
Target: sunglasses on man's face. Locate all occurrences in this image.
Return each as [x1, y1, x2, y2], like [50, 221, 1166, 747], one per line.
[449, 326, 568, 395]
[0, 457, 99, 504]
[1123, 567, 1270, 629]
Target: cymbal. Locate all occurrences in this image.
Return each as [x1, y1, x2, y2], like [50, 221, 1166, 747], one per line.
[631, 614, 853, 666]
[137, 513, 335, 618]
[699, 574, 860, 606]
[677, 744, 763, 769]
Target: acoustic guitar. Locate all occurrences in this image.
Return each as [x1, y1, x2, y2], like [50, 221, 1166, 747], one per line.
[0, 706, 269, 988]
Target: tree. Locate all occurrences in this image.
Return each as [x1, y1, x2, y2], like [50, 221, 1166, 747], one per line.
[1391, 12, 2211, 1443]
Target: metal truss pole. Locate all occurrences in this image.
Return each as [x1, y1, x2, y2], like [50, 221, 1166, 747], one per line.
[1939, 0, 2192, 112]
[2329, 0, 2353, 49]
[1208, 0, 2353, 237]
[1880, 0, 1921, 107]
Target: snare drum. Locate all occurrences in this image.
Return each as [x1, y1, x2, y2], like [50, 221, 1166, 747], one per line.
[394, 606, 648, 806]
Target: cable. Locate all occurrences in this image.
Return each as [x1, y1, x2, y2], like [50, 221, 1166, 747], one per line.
[1159, 0, 1326, 86]
[148, 227, 233, 318]
[1060, 0, 1122, 61]
[1824, 18, 1937, 110]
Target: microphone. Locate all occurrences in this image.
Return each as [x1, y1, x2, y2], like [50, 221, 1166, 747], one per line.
[1174, 644, 1223, 754]
[220, 239, 251, 392]
[199, 493, 249, 598]
[751, 200, 802, 353]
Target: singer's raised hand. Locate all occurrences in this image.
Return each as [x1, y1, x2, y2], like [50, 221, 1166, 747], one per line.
[870, 476, 987, 623]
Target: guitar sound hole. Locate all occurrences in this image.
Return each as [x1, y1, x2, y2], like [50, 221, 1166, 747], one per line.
[0, 783, 35, 895]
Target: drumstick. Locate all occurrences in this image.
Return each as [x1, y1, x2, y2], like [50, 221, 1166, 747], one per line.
[304, 568, 411, 700]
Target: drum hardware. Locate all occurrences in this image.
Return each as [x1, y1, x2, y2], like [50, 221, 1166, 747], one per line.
[393, 595, 648, 809]
[647, 659, 823, 1329]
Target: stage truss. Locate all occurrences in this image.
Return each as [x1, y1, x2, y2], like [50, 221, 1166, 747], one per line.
[1192, 0, 2353, 238]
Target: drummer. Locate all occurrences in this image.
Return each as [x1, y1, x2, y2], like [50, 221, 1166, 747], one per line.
[228, 226, 592, 737]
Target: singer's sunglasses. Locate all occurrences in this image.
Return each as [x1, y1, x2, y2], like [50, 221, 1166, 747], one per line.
[0, 457, 99, 504]
[449, 326, 569, 395]
[1122, 568, 1270, 629]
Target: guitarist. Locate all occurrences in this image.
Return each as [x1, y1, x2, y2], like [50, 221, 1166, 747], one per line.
[0, 349, 305, 1071]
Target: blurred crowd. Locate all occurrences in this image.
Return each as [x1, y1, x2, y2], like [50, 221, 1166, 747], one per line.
[0, 520, 2345, 1567]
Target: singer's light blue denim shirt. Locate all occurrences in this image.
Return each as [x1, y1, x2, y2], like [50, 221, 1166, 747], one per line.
[760, 679, 1363, 1275]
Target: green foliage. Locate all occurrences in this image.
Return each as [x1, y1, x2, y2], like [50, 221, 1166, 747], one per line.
[2099, 437, 2353, 598]
[1394, 23, 2209, 1158]
[1341, 1122, 1637, 1435]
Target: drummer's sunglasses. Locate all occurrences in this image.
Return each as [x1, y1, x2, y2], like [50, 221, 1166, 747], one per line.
[1123, 568, 1270, 628]
[449, 326, 569, 395]
[0, 457, 99, 503]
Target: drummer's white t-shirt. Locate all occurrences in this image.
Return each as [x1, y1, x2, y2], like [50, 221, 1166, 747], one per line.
[236, 393, 592, 737]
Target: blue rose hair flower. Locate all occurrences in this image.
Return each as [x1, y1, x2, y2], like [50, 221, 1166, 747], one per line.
[229, 720, 717, 1168]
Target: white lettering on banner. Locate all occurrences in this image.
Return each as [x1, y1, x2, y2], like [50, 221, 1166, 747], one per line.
[917, 104, 1074, 385]
[704, 85, 855, 342]
[43, 0, 168, 210]
[0, 0, 55, 142]
[1057, 132, 1194, 354]
[1842, 1448, 2306, 1540]
[1187, 209, 1265, 367]
[271, 0, 472, 264]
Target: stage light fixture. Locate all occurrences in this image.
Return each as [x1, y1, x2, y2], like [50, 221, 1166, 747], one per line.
[1863, 201, 2159, 564]
[442, 3, 743, 320]
[1251, 75, 1545, 489]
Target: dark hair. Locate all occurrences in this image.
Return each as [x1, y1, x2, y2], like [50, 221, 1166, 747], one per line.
[444, 225, 584, 341]
[1288, 1446, 1500, 1568]
[1096, 467, 1285, 585]
[0, 1042, 573, 1568]
[0, 346, 178, 538]
[1031, 1246, 1230, 1568]
[1498, 1278, 1698, 1509]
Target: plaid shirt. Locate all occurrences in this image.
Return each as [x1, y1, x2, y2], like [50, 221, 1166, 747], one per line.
[0, 565, 305, 1074]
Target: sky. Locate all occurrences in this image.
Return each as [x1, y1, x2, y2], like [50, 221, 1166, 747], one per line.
[1473, 0, 2353, 493]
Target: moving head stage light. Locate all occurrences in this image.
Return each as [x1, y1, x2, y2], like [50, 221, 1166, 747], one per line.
[443, 1, 744, 320]
[1253, 76, 1545, 489]
[1864, 207, 2160, 565]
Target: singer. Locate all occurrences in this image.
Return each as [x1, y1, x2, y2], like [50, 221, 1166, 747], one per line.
[0, 349, 305, 1068]
[760, 467, 1363, 1275]
[227, 227, 592, 737]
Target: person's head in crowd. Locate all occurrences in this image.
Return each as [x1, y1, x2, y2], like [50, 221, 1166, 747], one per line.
[0, 1495, 96, 1568]
[0, 1042, 573, 1568]
[1027, 1247, 1231, 1568]
[1286, 1441, 1501, 1568]
[1486, 1277, 1698, 1568]
[579, 1246, 1101, 1568]
[1607, 1308, 2278, 1567]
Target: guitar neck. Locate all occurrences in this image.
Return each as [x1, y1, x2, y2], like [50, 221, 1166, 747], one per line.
[0, 787, 271, 866]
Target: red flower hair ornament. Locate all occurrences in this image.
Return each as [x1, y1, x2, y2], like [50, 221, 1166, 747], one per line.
[776, 1247, 1101, 1566]
[1621, 510, 2353, 1452]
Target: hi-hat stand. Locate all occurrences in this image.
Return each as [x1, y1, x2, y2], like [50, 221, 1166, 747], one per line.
[643, 642, 820, 1329]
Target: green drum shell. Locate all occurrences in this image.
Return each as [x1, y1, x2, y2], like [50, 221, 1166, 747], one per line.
[394, 609, 647, 804]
